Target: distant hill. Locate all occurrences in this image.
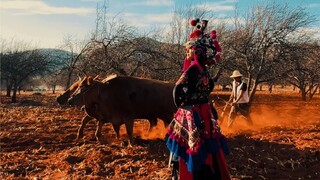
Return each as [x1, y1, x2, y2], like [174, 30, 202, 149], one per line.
[37, 48, 73, 70]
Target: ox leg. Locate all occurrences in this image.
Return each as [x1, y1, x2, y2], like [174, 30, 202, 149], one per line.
[162, 114, 174, 127]
[95, 120, 107, 144]
[77, 115, 94, 139]
[112, 124, 121, 139]
[148, 118, 157, 132]
[124, 120, 134, 146]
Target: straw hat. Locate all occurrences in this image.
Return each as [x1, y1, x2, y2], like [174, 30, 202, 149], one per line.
[230, 70, 243, 78]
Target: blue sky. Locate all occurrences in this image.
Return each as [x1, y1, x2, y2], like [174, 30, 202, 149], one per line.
[1, 0, 319, 48]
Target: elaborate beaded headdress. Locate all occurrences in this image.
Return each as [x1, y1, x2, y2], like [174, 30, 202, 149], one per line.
[187, 18, 222, 66]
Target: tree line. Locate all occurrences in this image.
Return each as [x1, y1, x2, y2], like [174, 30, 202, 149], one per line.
[1, 2, 319, 103]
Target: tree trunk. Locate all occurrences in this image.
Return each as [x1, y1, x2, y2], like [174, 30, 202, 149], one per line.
[247, 74, 252, 93]
[11, 84, 18, 103]
[52, 85, 56, 94]
[259, 84, 263, 91]
[309, 85, 319, 101]
[6, 84, 12, 97]
[268, 84, 273, 93]
[301, 89, 307, 101]
[248, 81, 258, 108]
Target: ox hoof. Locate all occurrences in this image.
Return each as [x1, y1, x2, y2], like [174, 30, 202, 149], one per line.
[119, 139, 134, 147]
[127, 139, 135, 147]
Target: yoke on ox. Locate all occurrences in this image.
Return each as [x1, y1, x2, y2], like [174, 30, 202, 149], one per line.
[68, 75, 176, 144]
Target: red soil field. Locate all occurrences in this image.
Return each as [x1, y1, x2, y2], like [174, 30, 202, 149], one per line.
[1, 90, 319, 179]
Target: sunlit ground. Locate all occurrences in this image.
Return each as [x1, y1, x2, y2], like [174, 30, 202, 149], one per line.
[1, 88, 319, 179]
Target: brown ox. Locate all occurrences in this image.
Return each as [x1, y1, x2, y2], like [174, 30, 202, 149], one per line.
[56, 76, 125, 139]
[68, 75, 176, 144]
[56, 78, 96, 139]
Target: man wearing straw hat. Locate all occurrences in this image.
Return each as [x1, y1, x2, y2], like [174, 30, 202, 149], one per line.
[227, 70, 253, 127]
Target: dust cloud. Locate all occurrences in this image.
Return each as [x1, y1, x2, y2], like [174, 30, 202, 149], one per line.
[221, 103, 320, 135]
[129, 102, 320, 139]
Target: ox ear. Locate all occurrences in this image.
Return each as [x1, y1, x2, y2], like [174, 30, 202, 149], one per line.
[87, 77, 93, 85]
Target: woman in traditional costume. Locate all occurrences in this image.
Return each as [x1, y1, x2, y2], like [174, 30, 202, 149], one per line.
[166, 18, 230, 180]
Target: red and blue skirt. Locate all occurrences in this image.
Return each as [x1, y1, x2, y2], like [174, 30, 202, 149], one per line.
[166, 103, 230, 180]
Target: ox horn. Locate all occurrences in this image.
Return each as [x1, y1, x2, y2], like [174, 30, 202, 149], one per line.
[87, 76, 93, 85]
[93, 74, 100, 80]
[77, 73, 82, 81]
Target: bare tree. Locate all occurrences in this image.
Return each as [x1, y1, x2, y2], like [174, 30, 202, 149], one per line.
[42, 70, 64, 94]
[0, 38, 31, 97]
[286, 43, 320, 101]
[80, 2, 175, 80]
[1, 48, 52, 102]
[87, 17, 139, 75]
[59, 35, 92, 89]
[222, 2, 315, 105]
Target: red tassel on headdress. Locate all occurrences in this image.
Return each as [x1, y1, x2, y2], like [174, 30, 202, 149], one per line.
[193, 30, 202, 37]
[189, 32, 195, 39]
[190, 19, 197, 26]
[213, 40, 222, 52]
[215, 54, 221, 61]
[210, 30, 217, 39]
